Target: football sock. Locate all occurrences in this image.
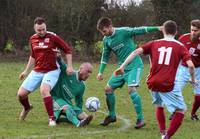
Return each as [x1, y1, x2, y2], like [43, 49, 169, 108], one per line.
[167, 112, 184, 138]
[156, 107, 166, 134]
[130, 91, 143, 120]
[43, 96, 54, 120]
[65, 108, 79, 126]
[191, 95, 200, 115]
[106, 93, 116, 118]
[19, 96, 30, 110]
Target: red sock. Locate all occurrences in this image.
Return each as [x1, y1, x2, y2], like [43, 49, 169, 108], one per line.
[156, 107, 166, 134]
[43, 96, 54, 119]
[19, 97, 30, 110]
[191, 95, 200, 115]
[167, 112, 184, 138]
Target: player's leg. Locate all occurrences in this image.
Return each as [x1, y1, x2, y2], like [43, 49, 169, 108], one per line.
[127, 67, 145, 129]
[160, 84, 186, 139]
[191, 67, 200, 120]
[18, 70, 42, 121]
[168, 65, 189, 120]
[41, 68, 60, 126]
[100, 74, 124, 126]
[53, 99, 82, 127]
[151, 91, 166, 137]
[77, 112, 93, 127]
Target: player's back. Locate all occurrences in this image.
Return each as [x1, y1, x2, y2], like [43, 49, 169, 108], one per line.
[142, 37, 190, 92]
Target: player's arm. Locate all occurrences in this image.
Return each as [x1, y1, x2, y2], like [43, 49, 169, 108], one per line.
[57, 57, 67, 73]
[187, 60, 195, 81]
[97, 40, 111, 80]
[53, 35, 73, 75]
[114, 48, 144, 76]
[75, 89, 85, 110]
[19, 56, 35, 80]
[127, 26, 161, 36]
[19, 41, 35, 80]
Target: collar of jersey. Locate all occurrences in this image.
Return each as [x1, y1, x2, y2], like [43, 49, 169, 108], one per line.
[110, 27, 116, 37]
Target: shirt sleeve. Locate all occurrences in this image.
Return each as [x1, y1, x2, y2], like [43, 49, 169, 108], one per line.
[181, 45, 191, 63]
[57, 57, 67, 73]
[140, 41, 154, 55]
[98, 40, 111, 74]
[53, 35, 72, 54]
[126, 26, 159, 37]
[75, 86, 85, 110]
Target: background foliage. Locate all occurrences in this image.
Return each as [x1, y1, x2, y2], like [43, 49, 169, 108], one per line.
[0, 0, 199, 60]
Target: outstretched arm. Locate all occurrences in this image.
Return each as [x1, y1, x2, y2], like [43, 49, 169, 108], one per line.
[127, 26, 162, 36]
[114, 48, 144, 76]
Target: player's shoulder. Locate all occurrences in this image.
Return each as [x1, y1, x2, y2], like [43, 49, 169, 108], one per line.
[30, 33, 38, 40]
[157, 38, 184, 47]
[46, 31, 57, 37]
[116, 27, 130, 32]
[179, 33, 190, 41]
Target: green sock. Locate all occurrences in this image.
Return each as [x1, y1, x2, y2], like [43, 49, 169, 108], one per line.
[106, 93, 116, 118]
[130, 91, 143, 120]
[65, 108, 80, 126]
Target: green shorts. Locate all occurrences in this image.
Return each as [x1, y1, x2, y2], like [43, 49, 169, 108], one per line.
[108, 67, 144, 89]
[53, 98, 83, 121]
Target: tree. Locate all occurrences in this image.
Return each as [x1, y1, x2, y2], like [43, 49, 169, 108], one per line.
[151, 0, 193, 35]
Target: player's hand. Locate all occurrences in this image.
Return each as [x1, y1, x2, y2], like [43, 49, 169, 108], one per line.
[66, 66, 74, 75]
[19, 71, 28, 80]
[52, 48, 61, 57]
[158, 26, 163, 31]
[97, 73, 103, 81]
[114, 67, 124, 76]
[189, 78, 199, 88]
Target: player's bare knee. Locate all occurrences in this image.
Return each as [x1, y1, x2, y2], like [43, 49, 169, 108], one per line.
[128, 87, 137, 94]
[62, 105, 68, 111]
[105, 86, 114, 94]
[17, 87, 29, 99]
[40, 85, 51, 97]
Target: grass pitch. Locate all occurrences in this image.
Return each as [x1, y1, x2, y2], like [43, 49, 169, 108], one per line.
[0, 61, 199, 139]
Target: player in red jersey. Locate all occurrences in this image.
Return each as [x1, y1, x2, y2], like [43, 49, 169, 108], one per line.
[115, 20, 197, 139]
[17, 17, 73, 126]
[176, 19, 200, 120]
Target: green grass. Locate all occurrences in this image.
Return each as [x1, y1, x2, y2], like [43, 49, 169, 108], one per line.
[0, 61, 199, 139]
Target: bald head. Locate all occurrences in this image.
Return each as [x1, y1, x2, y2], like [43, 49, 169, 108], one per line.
[79, 62, 93, 81]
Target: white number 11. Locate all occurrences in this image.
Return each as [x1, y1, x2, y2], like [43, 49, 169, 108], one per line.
[158, 47, 172, 65]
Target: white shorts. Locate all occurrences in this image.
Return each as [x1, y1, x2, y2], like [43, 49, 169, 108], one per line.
[21, 68, 61, 92]
[175, 65, 200, 94]
[151, 80, 186, 113]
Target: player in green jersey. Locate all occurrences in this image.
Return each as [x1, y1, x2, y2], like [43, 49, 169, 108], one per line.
[51, 58, 93, 127]
[96, 17, 161, 129]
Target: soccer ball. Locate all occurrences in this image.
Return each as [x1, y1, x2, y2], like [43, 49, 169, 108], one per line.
[85, 97, 100, 112]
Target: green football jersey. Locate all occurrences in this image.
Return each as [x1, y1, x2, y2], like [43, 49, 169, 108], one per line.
[51, 59, 85, 109]
[99, 26, 159, 73]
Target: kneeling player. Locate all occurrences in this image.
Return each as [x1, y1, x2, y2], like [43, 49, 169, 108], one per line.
[51, 58, 93, 127]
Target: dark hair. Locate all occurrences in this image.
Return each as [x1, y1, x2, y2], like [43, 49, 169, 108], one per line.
[163, 20, 177, 35]
[34, 17, 45, 25]
[191, 19, 200, 29]
[97, 17, 112, 30]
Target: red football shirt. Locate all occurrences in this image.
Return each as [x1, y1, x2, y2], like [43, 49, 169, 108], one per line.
[179, 33, 200, 67]
[30, 32, 72, 73]
[141, 37, 191, 92]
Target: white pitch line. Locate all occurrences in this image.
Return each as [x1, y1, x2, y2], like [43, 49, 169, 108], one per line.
[5, 111, 131, 139]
